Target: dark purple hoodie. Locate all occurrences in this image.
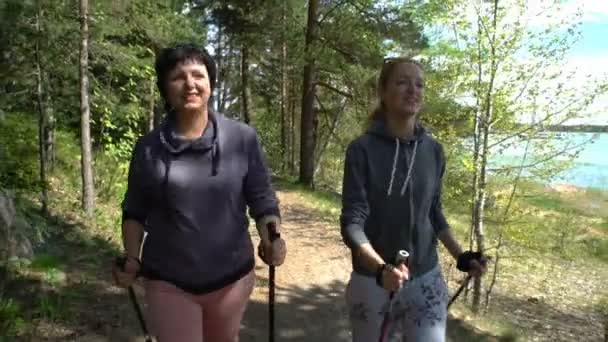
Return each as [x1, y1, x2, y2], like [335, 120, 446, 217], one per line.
[122, 112, 280, 294]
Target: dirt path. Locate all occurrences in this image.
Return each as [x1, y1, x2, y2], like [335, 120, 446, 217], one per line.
[241, 190, 353, 341]
[238, 190, 500, 342]
[7, 189, 499, 341]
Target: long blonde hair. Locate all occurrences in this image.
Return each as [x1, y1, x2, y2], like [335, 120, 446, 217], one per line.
[368, 57, 424, 123]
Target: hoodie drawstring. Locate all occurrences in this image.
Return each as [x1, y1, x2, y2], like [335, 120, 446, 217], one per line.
[211, 143, 219, 176]
[400, 140, 418, 196]
[386, 139, 418, 197]
[387, 138, 400, 196]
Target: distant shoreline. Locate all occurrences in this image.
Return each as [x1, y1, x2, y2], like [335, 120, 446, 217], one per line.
[524, 124, 608, 133]
[546, 183, 587, 193]
[512, 123, 607, 133]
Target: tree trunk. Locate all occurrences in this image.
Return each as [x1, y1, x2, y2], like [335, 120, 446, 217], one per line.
[41, 1, 55, 172]
[148, 76, 155, 132]
[466, 15, 484, 303]
[485, 233, 502, 309]
[290, 78, 297, 175]
[79, 0, 94, 215]
[472, 0, 499, 313]
[314, 100, 345, 178]
[299, 0, 320, 187]
[473, 111, 490, 312]
[45, 77, 55, 170]
[214, 22, 223, 113]
[240, 44, 250, 124]
[35, 3, 48, 215]
[280, 0, 289, 171]
[219, 43, 232, 114]
[218, 39, 233, 115]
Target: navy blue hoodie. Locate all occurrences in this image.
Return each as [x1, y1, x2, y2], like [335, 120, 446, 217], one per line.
[340, 119, 450, 279]
[122, 112, 280, 294]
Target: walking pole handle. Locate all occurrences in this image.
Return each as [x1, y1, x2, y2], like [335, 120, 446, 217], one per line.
[115, 257, 153, 342]
[268, 221, 280, 241]
[395, 250, 409, 266]
[378, 249, 409, 342]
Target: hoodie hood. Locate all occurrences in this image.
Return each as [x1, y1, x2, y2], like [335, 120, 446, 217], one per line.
[366, 118, 427, 143]
[366, 118, 426, 197]
[159, 110, 220, 176]
[158, 111, 220, 215]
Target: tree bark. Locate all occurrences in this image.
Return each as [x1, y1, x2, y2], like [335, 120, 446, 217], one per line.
[240, 43, 250, 124]
[280, 0, 288, 171]
[79, 0, 94, 215]
[35, 2, 48, 215]
[472, 0, 499, 313]
[214, 21, 223, 113]
[219, 43, 233, 114]
[45, 76, 55, 170]
[148, 76, 155, 132]
[299, 0, 320, 187]
[290, 77, 297, 175]
[314, 99, 345, 178]
[466, 13, 484, 303]
[484, 240, 500, 310]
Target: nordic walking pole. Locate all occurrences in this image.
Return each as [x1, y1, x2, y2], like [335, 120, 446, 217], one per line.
[378, 250, 409, 342]
[115, 257, 153, 342]
[448, 254, 488, 309]
[266, 221, 281, 342]
[447, 275, 472, 309]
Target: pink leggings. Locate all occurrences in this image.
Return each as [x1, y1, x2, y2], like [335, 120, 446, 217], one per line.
[143, 271, 255, 342]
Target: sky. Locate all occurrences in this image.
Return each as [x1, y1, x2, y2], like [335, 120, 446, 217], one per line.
[564, 1, 608, 125]
[422, 0, 608, 125]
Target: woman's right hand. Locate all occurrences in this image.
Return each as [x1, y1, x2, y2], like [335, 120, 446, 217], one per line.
[382, 263, 409, 292]
[112, 256, 140, 288]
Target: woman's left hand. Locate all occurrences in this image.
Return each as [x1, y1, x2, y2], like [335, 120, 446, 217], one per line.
[258, 237, 287, 266]
[468, 258, 488, 278]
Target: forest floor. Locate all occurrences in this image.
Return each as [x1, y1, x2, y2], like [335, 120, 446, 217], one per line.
[1, 182, 607, 341]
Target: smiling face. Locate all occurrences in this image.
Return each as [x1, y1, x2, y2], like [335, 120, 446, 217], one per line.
[165, 59, 211, 114]
[380, 62, 425, 118]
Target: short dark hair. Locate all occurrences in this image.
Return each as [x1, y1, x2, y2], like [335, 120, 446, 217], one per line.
[155, 43, 217, 109]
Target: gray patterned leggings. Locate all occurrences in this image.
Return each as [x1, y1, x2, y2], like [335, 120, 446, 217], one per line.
[346, 265, 448, 342]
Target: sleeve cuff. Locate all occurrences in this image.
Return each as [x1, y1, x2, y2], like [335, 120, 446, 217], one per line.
[342, 223, 369, 249]
[122, 210, 146, 226]
[256, 215, 281, 242]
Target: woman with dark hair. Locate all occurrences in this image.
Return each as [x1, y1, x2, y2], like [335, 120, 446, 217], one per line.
[112, 43, 286, 342]
[340, 57, 486, 341]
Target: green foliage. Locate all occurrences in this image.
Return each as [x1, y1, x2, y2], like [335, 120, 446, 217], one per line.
[0, 113, 40, 191]
[273, 177, 341, 220]
[37, 293, 66, 322]
[0, 296, 26, 337]
[30, 254, 62, 271]
[598, 294, 608, 319]
[87, 0, 207, 157]
[583, 237, 608, 263]
[0, 1, 605, 337]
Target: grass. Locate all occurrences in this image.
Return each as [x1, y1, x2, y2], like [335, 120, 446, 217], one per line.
[272, 176, 342, 219]
[273, 174, 608, 264]
[447, 303, 527, 341]
[0, 296, 26, 337]
[0, 122, 125, 338]
[2, 178, 605, 340]
[273, 175, 608, 340]
[1, 113, 606, 340]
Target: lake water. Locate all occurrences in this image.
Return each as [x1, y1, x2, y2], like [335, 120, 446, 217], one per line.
[491, 132, 607, 190]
